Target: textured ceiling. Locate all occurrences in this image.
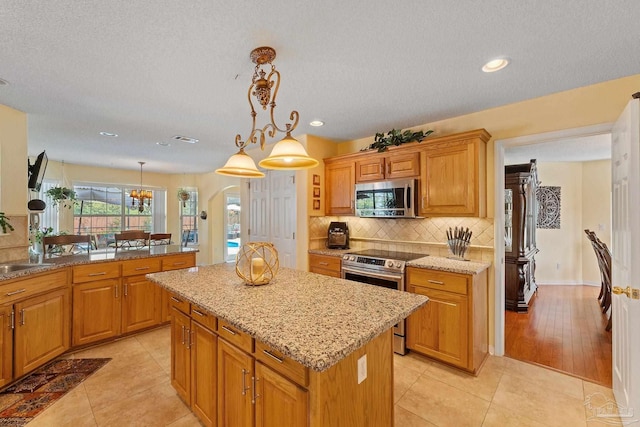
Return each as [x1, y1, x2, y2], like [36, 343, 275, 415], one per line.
[1, 1, 639, 174]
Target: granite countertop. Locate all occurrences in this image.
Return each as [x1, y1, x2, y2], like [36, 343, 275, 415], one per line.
[407, 256, 490, 275]
[147, 263, 428, 372]
[0, 245, 198, 282]
[308, 248, 351, 257]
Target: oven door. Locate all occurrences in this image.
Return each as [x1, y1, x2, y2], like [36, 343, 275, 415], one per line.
[341, 265, 407, 354]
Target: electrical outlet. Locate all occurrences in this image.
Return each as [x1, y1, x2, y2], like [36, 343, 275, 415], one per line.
[556, 263, 561, 270]
[357, 355, 367, 384]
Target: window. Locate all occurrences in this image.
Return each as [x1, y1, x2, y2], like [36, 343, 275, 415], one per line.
[72, 184, 164, 248]
[38, 180, 60, 234]
[180, 189, 198, 247]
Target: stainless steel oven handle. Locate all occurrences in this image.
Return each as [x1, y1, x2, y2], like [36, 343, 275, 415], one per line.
[342, 267, 403, 282]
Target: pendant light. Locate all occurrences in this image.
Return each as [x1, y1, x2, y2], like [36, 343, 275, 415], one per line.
[130, 161, 152, 212]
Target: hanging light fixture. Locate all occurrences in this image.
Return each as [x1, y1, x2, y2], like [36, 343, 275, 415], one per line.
[215, 46, 319, 178]
[130, 161, 152, 212]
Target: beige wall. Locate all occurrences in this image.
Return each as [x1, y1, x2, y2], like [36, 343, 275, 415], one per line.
[582, 160, 612, 284]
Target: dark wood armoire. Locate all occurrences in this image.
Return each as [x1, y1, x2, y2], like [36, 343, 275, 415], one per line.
[504, 159, 539, 312]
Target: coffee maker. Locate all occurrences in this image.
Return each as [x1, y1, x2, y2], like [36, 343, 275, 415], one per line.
[327, 222, 349, 249]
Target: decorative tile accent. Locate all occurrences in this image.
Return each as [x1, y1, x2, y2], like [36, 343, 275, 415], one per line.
[536, 186, 561, 229]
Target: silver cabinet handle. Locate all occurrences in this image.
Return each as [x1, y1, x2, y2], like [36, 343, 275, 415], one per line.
[181, 325, 186, 345]
[427, 279, 444, 285]
[170, 296, 182, 303]
[135, 266, 150, 271]
[185, 328, 192, 349]
[124, 283, 128, 297]
[263, 349, 284, 364]
[221, 325, 237, 336]
[114, 284, 119, 298]
[88, 272, 107, 277]
[20, 309, 25, 326]
[318, 262, 329, 266]
[190, 330, 194, 349]
[6, 289, 26, 296]
[241, 368, 249, 396]
[251, 376, 260, 404]
[192, 309, 205, 317]
[9, 311, 14, 330]
[172, 262, 186, 267]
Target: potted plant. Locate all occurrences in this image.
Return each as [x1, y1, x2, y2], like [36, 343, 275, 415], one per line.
[365, 128, 434, 152]
[177, 188, 191, 207]
[45, 186, 77, 209]
[0, 212, 14, 234]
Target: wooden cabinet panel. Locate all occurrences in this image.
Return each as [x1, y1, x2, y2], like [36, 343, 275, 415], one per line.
[0, 269, 68, 306]
[325, 160, 355, 215]
[355, 157, 385, 182]
[191, 305, 217, 332]
[386, 151, 420, 179]
[408, 268, 468, 295]
[121, 257, 161, 277]
[406, 286, 468, 368]
[191, 321, 217, 427]
[218, 338, 254, 427]
[0, 305, 13, 387]
[169, 292, 191, 315]
[255, 340, 308, 387]
[162, 253, 196, 271]
[255, 362, 308, 427]
[73, 262, 120, 284]
[308, 254, 341, 278]
[14, 288, 70, 377]
[160, 288, 172, 323]
[171, 307, 191, 404]
[218, 319, 253, 353]
[72, 279, 121, 346]
[121, 275, 161, 334]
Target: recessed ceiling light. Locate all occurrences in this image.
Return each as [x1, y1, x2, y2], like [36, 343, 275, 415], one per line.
[172, 135, 199, 144]
[482, 58, 510, 73]
[99, 131, 118, 137]
[0, 78, 9, 86]
[156, 142, 171, 147]
[309, 120, 324, 127]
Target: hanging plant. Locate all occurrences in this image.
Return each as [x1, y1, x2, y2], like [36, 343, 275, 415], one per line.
[366, 128, 434, 152]
[177, 188, 191, 207]
[45, 186, 77, 209]
[0, 212, 14, 234]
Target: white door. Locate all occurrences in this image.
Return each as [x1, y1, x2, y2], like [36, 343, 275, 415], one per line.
[269, 171, 296, 268]
[249, 177, 269, 242]
[611, 97, 640, 419]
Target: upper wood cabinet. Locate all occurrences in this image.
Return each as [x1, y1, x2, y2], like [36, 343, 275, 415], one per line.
[419, 129, 490, 217]
[324, 159, 355, 215]
[355, 151, 420, 183]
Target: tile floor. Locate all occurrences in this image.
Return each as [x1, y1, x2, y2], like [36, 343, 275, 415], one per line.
[26, 326, 622, 426]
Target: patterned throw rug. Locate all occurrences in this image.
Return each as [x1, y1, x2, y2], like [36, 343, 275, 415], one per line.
[0, 358, 110, 426]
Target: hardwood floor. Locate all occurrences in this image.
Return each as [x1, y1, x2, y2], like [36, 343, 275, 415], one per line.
[505, 284, 612, 386]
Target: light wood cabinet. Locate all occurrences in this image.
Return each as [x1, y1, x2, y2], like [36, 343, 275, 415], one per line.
[308, 253, 341, 278]
[0, 305, 13, 387]
[324, 159, 355, 215]
[14, 287, 70, 377]
[406, 267, 488, 374]
[218, 338, 254, 427]
[160, 253, 196, 322]
[355, 151, 419, 183]
[121, 275, 161, 333]
[72, 278, 121, 346]
[171, 307, 191, 403]
[418, 129, 489, 217]
[255, 362, 308, 427]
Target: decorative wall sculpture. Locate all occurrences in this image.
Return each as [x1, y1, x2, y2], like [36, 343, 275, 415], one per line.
[536, 186, 561, 229]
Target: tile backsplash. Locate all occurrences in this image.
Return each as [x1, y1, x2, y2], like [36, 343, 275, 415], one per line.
[309, 216, 495, 262]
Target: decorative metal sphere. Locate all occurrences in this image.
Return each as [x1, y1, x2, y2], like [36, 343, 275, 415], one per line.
[235, 242, 279, 286]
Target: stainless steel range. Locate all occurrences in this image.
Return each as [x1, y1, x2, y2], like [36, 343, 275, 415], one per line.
[341, 249, 425, 354]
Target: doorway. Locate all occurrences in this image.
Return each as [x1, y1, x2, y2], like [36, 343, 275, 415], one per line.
[225, 192, 241, 262]
[494, 124, 614, 382]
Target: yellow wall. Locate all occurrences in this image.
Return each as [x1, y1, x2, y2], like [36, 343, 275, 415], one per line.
[582, 160, 612, 284]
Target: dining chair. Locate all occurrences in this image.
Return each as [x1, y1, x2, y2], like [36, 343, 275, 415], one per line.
[114, 231, 150, 250]
[43, 234, 92, 257]
[150, 233, 171, 245]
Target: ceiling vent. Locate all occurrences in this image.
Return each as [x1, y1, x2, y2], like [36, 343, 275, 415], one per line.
[172, 135, 199, 144]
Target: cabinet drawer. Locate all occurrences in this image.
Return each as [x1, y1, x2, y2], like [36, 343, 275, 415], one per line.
[121, 258, 161, 277]
[407, 268, 468, 295]
[168, 292, 190, 315]
[255, 340, 308, 387]
[162, 254, 195, 271]
[0, 269, 68, 305]
[190, 305, 216, 331]
[308, 254, 341, 274]
[217, 319, 253, 353]
[73, 262, 120, 284]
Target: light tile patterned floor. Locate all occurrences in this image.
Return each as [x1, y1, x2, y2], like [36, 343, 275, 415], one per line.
[27, 326, 622, 426]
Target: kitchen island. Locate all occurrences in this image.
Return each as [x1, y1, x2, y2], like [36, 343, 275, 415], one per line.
[147, 263, 428, 427]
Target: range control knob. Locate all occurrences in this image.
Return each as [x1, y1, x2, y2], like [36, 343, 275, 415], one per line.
[343, 255, 349, 260]
[349, 256, 356, 261]
[385, 260, 394, 268]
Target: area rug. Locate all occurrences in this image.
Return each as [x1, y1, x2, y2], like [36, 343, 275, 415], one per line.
[0, 358, 110, 426]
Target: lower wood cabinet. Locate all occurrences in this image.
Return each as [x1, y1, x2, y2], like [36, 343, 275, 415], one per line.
[121, 275, 161, 334]
[218, 338, 254, 427]
[72, 279, 121, 346]
[0, 306, 13, 387]
[255, 362, 308, 427]
[406, 267, 488, 374]
[308, 253, 341, 278]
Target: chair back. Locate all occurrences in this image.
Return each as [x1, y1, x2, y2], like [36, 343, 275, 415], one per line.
[150, 233, 171, 245]
[43, 234, 91, 257]
[114, 231, 150, 250]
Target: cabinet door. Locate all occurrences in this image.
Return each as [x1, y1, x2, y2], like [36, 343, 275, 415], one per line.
[420, 142, 478, 216]
[406, 286, 469, 369]
[325, 161, 355, 215]
[355, 157, 385, 182]
[171, 307, 191, 404]
[386, 151, 420, 179]
[218, 338, 254, 427]
[308, 254, 341, 278]
[160, 288, 172, 323]
[0, 305, 13, 387]
[191, 321, 217, 427]
[72, 279, 121, 346]
[255, 362, 308, 427]
[14, 288, 70, 377]
[121, 275, 161, 334]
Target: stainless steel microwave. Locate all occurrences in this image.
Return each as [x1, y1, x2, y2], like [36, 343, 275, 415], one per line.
[354, 178, 418, 218]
